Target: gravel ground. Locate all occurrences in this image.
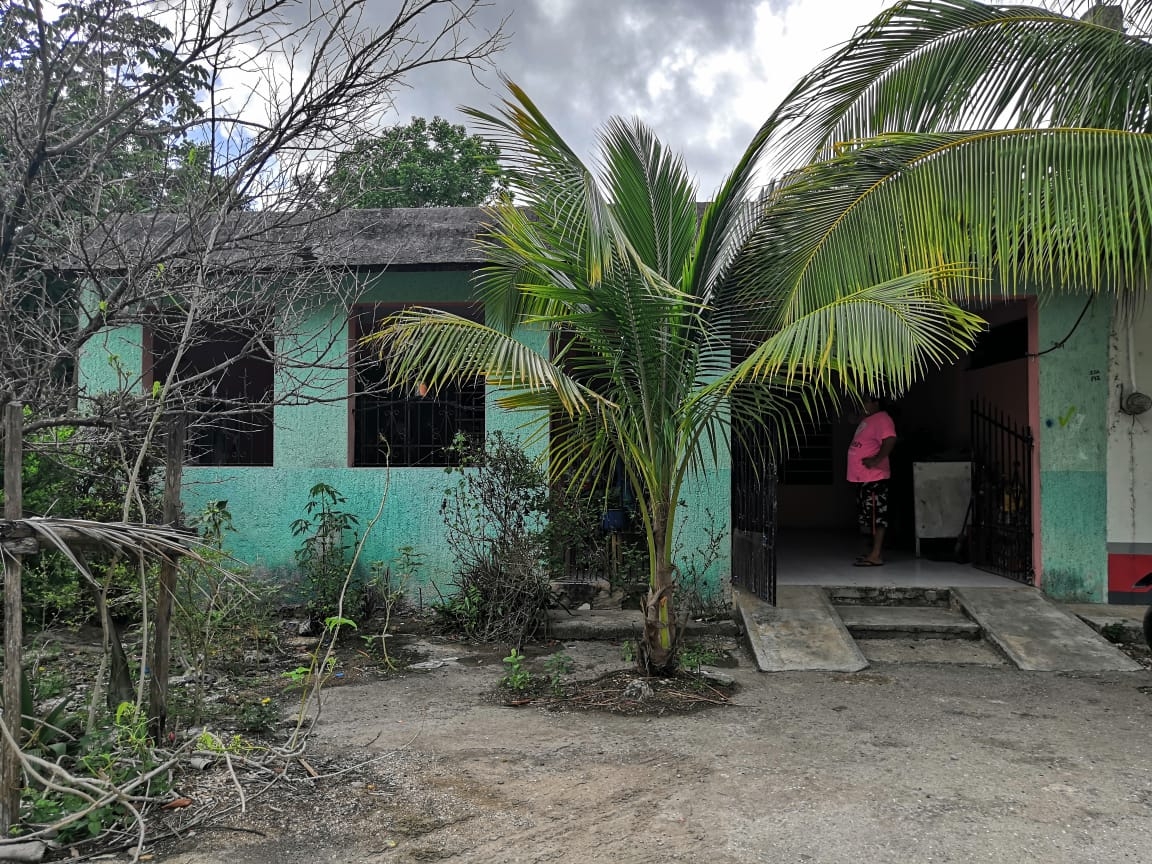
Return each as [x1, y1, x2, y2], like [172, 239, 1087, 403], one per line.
[155, 637, 1152, 864]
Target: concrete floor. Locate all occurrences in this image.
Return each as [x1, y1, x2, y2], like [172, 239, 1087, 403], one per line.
[776, 529, 1017, 588]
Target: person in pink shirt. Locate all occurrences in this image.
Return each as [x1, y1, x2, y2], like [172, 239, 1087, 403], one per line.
[847, 395, 897, 566]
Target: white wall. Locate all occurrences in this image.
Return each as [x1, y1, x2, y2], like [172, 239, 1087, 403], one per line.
[1106, 302, 1152, 547]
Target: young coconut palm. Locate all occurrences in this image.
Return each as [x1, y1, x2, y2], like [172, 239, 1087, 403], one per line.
[366, 82, 984, 673]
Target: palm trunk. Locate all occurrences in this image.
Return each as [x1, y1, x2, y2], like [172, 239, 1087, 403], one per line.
[640, 513, 679, 674]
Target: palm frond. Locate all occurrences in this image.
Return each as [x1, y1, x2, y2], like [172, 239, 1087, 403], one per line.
[763, 0, 1152, 168]
[735, 128, 1152, 321]
[704, 271, 985, 399]
[11, 517, 219, 584]
[362, 307, 611, 416]
[464, 80, 624, 300]
[727, 378, 840, 474]
[599, 116, 699, 282]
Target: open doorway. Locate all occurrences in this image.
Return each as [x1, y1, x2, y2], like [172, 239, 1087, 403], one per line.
[771, 299, 1034, 588]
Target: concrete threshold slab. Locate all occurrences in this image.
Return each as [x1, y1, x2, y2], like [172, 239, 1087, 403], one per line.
[835, 605, 981, 640]
[826, 586, 952, 608]
[951, 587, 1144, 672]
[735, 586, 868, 673]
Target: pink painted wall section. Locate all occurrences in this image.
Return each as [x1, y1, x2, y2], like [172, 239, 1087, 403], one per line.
[1027, 297, 1042, 588]
[967, 359, 1028, 430]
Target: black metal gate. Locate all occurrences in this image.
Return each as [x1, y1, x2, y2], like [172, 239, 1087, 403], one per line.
[970, 399, 1034, 584]
[731, 432, 778, 604]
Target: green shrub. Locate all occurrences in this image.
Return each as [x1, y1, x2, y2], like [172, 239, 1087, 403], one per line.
[436, 433, 553, 643]
[291, 482, 361, 622]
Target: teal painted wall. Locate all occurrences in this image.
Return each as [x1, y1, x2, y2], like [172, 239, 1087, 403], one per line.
[673, 341, 732, 603]
[178, 269, 535, 592]
[1036, 294, 1111, 601]
[273, 306, 349, 470]
[676, 466, 731, 605]
[77, 269, 734, 602]
[78, 324, 145, 396]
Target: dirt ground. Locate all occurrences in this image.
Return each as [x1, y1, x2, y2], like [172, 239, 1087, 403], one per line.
[152, 637, 1152, 864]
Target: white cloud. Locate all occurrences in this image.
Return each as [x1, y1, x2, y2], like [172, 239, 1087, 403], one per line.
[184, 0, 901, 194]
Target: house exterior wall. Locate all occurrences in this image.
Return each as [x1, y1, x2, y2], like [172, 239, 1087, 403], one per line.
[77, 268, 730, 602]
[1105, 302, 1152, 604]
[1035, 294, 1111, 602]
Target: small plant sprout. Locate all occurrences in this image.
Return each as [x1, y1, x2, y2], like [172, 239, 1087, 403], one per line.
[291, 483, 361, 622]
[544, 652, 574, 695]
[679, 642, 723, 673]
[620, 640, 636, 664]
[362, 547, 420, 669]
[501, 648, 532, 691]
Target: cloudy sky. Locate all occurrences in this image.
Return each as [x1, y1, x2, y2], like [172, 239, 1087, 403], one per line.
[388, 0, 895, 194]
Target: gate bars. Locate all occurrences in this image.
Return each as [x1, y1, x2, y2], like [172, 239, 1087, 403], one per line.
[731, 432, 778, 605]
[970, 399, 1034, 584]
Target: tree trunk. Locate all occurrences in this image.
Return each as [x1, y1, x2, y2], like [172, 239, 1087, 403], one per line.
[2, 403, 24, 834]
[87, 583, 136, 712]
[149, 414, 185, 742]
[640, 515, 679, 675]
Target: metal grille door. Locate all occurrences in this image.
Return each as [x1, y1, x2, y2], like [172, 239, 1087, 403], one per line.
[731, 432, 778, 604]
[970, 400, 1034, 584]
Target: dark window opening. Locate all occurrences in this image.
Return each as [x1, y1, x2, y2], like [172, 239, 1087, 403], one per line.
[969, 318, 1027, 370]
[351, 305, 485, 467]
[150, 325, 274, 467]
[731, 326, 836, 487]
[779, 421, 835, 486]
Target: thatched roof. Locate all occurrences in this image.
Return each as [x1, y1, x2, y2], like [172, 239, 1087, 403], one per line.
[78, 207, 491, 271]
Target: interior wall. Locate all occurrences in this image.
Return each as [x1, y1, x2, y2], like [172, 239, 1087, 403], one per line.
[776, 421, 854, 528]
[968, 360, 1029, 431]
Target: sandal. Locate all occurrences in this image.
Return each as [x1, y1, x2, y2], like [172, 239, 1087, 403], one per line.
[853, 558, 884, 567]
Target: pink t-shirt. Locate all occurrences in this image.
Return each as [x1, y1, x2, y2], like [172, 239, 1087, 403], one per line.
[847, 411, 896, 483]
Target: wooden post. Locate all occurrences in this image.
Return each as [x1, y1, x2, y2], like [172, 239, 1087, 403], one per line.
[148, 414, 185, 742]
[2, 402, 24, 833]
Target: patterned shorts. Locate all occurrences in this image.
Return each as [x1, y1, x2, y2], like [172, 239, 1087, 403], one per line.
[856, 480, 890, 533]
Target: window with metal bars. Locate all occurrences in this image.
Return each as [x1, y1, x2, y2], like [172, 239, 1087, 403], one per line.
[148, 325, 275, 467]
[350, 304, 485, 467]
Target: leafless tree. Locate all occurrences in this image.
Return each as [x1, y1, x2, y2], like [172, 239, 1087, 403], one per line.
[0, 0, 504, 845]
[1, 0, 504, 437]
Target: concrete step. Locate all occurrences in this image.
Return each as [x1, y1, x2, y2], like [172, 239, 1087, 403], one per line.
[736, 585, 868, 673]
[826, 586, 953, 608]
[951, 587, 1144, 672]
[1063, 602, 1149, 645]
[834, 605, 981, 640]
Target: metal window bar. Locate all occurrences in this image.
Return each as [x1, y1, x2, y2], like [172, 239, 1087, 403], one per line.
[185, 404, 274, 467]
[351, 305, 486, 467]
[353, 384, 485, 467]
[779, 421, 834, 485]
[150, 326, 275, 467]
[970, 399, 1034, 584]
